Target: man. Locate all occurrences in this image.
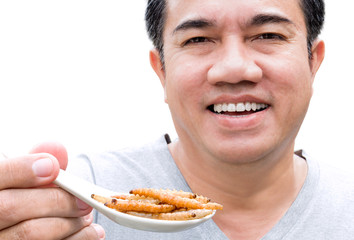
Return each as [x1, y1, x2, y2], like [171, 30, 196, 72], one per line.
[0, 0, 353, 239]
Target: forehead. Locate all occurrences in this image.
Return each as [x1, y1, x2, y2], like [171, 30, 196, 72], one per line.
[165, 0, 305, 33]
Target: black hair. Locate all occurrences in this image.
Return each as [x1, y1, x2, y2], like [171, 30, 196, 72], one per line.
[145, 0, 325, 63]
[145, 0, 166, 64]
[299, 0, 325, 57]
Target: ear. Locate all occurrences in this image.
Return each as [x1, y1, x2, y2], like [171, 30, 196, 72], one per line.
[149, 49, 168, 103]
[309, 39, 325, 80]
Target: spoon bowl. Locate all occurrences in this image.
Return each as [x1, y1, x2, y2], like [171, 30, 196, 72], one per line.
[54, 170, 215, 232]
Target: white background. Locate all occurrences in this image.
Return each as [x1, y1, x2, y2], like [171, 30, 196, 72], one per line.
[0, 1, 353, 172]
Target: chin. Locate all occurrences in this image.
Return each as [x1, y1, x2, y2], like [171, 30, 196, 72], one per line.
[208, 145, 262, 164]
[205, 136, 282, 165]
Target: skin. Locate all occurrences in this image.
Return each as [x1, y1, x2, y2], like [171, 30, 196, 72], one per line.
[0, 143, 105, 240]
[150, 0, 325, 239]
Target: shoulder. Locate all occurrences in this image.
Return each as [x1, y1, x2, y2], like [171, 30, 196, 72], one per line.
[71, 134, 188, 192]
[300, 150, 354, 194]
[307, 153, 354, 224]
[83, 134, 170, 170]
[317, 161, 354, 203]
[312, 152, 354, 190]
[280, 151, 354, 239]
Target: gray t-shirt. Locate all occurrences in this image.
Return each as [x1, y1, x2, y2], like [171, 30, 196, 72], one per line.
[68, 135, 354, 240]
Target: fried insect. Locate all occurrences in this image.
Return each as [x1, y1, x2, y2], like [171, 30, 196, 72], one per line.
[164, 189, 197, 199]
[130, 188, 223, 210]
[202, 202, 223, 210]
[104, 198, 176, 213]
[130, 188, 204, 209]
[126, 209, 213, 220]
[164, 190, 211, 204]
[91, 188, 223, 221]
[111, 193, 160, 204]
[91, 194, 112, 204]
[195, 195, 211, 204]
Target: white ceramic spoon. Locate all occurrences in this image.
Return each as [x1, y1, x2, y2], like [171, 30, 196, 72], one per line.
[53, 169, 215, 232]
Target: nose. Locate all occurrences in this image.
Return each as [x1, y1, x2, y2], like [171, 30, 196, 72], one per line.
[207, 38, 262, 85]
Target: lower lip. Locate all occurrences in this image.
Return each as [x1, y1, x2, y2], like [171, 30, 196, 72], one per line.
[208, 108, 269, 131]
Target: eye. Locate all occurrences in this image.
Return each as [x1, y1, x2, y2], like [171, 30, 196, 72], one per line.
[183, 37, 210, 46]
[256, 33, 285, 41]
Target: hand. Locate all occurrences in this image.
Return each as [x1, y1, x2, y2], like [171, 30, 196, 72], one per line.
[0, 142, 105, 239]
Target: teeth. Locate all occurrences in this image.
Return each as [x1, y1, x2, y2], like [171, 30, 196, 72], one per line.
[227, 103, 236, 112]
[214, 104, 222, 113]
[236, 103, 245, 112]
[251, 102, 257, 111]
[245, 102, 252, 111]
[222, 103, 228, 112]
[213, 102, 268, 113]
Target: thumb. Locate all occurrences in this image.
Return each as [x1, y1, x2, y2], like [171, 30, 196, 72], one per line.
[29, 142, 68, 170]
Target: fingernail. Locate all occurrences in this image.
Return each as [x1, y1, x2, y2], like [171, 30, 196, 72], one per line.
[32, 158, 54, 177]
[76, 198, 90, 210]
[93, 224, 105, 239]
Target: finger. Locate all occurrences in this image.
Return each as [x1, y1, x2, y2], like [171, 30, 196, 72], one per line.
[0, 188, 92, 230]
[29, 141, 68, 170]
[0, 153, 60, 189]
[64, 224, 106, 240]
[0, 214, 93, 240]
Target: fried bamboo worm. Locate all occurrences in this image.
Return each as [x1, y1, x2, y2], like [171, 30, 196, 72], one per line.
[195, 195, 211, 204]
[130, 188, 204, 209]
[165, 190, 213, 204]
[164, 189, 197, 199]
[91, 194, 112, 204]
[92, 188, 223, 221]
[104, 198, 176, 213]
[111, 194, 160, 204]
[202, 202, 223, 210]
[164, 189, 216, 205]
[165, 189, 220, 207]
[126, 209, 214, 220]
[110, 193, 131, 200]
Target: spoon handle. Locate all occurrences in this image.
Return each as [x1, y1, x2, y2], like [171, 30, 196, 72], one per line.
[53, 169, 115, 207]
[54, 169, 90, 200]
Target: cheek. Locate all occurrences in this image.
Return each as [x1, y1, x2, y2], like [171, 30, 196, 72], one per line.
[165, 59, 207, 105]
[255, 46, 311, 106]
[164, 60, 209, 135]
[262, 55, 313, 129]
[262, 51, 313, 99]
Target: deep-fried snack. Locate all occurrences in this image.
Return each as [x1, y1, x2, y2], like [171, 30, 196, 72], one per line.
[91, 188, 223, 221]
[111, 193, 160, 204]
[126, 209, 213, 220]
[165, 190, 211, 203]
[202, 202, 223, 210]
[164, 189, 197, 199]
[195, 195, 211, 204]
[104, 198, 176, 213]
[91, 194, 112, 203]
[130, 188, 204, 209]
[130, 188, 223, 210]
[163, 190, 211, 204]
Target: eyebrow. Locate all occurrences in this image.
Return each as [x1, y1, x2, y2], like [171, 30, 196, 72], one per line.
[248, 14, 294, 26]
[172, 19, 215, 35]
[172, 13, 294, 35]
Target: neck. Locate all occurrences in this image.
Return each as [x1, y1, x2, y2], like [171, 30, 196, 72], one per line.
[168, 139, 307, 239]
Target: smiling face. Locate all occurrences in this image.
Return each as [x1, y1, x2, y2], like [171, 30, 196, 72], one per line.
[151, 0, 324, 164]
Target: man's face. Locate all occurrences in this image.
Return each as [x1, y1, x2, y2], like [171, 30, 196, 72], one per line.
[152, 0, 324, 163]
